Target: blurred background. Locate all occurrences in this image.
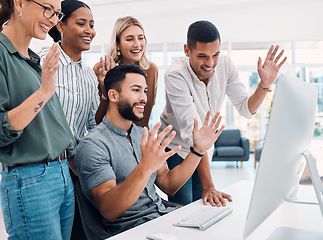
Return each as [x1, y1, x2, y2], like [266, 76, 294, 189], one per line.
[30, 0, 323, 150]
[1, 1, 322, 238]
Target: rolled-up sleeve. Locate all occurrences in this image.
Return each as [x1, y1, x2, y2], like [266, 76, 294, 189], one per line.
[0, 69, 23, 147]
[0, 112, 23, 147]
[224, 56, 253, 118]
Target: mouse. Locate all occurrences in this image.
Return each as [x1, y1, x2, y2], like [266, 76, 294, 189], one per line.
[146, 232, 178, 240]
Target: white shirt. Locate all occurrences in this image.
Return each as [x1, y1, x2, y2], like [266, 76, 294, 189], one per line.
[160, 55, 253, 159]
[39, 46, 99, 142]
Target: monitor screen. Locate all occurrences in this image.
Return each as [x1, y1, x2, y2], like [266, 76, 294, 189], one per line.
[243, 73, 318, 238]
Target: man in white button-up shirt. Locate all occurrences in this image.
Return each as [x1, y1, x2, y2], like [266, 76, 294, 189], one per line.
[160, 20, 287, 206]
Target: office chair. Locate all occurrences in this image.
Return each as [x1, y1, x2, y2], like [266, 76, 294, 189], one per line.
[74, 179, 111, 240]
[74, 179, 182, 240]
[212, 129, 250, 167]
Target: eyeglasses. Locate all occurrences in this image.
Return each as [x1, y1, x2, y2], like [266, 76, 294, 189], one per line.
[31, 0, 65, 21]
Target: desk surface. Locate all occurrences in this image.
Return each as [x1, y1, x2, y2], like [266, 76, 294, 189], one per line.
[108, 181, 323, 240]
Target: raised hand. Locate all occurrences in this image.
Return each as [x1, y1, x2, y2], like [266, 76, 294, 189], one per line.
[140, 123, 181, 174]
[192, 111, 225, 155]
[93, 55, 117, 97]
[257, 45, 287, 88]
[40, 43, 60, 97]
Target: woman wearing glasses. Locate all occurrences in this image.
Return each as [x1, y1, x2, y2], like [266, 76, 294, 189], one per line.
[94, 16, 158, 128]
[38, 1, 102, 239]
[0, 0, 76, 239]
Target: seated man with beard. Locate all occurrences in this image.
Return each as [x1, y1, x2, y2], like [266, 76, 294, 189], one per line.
[75, 64, 226, 237]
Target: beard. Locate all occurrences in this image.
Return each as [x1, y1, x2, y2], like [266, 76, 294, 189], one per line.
[117, 100, 144, 122]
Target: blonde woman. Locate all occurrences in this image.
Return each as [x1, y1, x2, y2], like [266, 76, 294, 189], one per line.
[94, 16, 158, 128]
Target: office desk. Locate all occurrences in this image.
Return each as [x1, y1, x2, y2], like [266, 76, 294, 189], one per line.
[108, 181, 323, 240]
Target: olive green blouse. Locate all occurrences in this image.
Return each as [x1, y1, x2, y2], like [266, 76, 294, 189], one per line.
[0, 33, 76, 166]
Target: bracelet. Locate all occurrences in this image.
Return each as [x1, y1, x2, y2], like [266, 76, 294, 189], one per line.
[257, 84, 272, 93]
[190, 147, 204, 157]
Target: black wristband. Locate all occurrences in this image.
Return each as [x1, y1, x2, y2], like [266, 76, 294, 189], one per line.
[190, 147, 204, 157]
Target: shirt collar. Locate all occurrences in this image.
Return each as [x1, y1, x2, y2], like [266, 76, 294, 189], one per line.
[0, 33, 40, 64]
[102, 117, 136, 137]
[58, 43, 84, 69]
[0, 33, 17, 54]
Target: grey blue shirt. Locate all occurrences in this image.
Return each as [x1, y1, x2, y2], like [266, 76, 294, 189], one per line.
[75, 117, 174, 236]
[39, 46, 99, 142]
[160, 55, 253, 160]
[0, 33, 76, 166]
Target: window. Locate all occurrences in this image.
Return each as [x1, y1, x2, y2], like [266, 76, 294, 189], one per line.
[83, 40, 323, 149]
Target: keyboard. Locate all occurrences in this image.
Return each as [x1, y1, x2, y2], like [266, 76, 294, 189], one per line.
[173, 206, 233, 231]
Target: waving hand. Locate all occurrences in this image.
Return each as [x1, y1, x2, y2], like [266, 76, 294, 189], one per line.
[257, 45, 287, 88]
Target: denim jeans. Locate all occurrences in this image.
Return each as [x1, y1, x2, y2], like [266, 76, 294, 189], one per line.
[0, 159, 75, 240]
[166, 148, 202, 205]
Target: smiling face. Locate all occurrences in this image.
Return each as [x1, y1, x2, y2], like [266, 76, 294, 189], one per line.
[58, 6, 95, 58]
[22, 0, 62, 40]
[117, 25, 146, 64]
[184, 40, 221, 82]
[117, 73, 148, 122]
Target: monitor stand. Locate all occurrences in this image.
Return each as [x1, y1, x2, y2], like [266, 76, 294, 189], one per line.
[302, 150, 323, 216]
[268, 150, 323, 240]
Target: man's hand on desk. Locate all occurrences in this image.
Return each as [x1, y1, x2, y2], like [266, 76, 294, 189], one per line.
[202, 188, 232, 207]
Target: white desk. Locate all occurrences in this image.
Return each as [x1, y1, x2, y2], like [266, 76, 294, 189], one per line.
[108, 181, 323, 240]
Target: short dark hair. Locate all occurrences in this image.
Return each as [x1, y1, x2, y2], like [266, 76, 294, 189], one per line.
[104, 64, 146, 107]
[187, 20, 221, 50]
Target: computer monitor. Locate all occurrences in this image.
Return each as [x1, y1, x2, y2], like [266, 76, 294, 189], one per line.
[243, 73, 323, 239]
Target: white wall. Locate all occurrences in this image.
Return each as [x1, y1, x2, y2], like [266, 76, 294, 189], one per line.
[30, 0, 323, 52]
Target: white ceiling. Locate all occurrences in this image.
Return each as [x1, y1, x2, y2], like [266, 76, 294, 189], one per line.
[31, 0, 323, 52]
[87, 0, 323, 43]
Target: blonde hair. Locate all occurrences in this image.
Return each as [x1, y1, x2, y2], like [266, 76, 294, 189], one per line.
[109, 16, 150, 70]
